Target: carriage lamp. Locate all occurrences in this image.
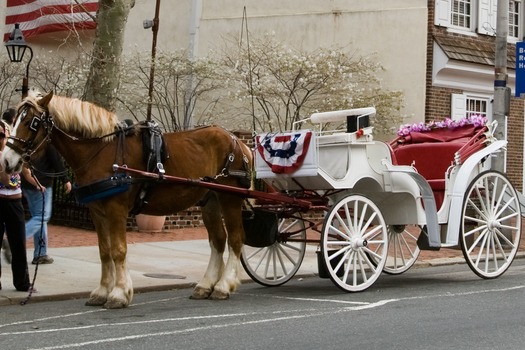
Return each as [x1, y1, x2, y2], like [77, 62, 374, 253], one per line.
[4, 23, 33, 98]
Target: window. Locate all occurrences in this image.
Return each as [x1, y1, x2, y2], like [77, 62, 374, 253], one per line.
[435, 0, 523, 40]
[451, 93, 491, 121]
[466, 96, 489, 118]
[451, 0, 472, 29]
[509, 1, 522, 39]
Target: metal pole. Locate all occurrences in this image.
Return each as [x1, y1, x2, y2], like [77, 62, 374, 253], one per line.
[22, 46, 33, 99]
[185, 0, 202, 129]
[146, 0, 161, 121]
[492, 0, 509, 172]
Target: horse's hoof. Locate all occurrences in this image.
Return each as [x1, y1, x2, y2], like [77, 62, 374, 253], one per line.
[85, 297, 106, 307]
[103, 299, 129, 309]
[209, 289, 230, 300]
[190, 286, 212, 299]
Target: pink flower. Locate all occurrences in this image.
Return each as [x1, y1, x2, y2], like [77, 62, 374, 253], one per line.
[397, 115, 487, 136]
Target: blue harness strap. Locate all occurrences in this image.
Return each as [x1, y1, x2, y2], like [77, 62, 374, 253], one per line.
[73, 173, 133, 204]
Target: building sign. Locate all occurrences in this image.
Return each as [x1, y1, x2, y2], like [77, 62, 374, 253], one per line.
[516, 42, 525, 97]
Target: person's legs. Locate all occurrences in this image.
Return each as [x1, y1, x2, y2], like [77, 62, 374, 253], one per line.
[0, 225, 3, 289]
[1, 224, 10, 263]
[3, 198, 30, 291]
[25, 187, 53, 260]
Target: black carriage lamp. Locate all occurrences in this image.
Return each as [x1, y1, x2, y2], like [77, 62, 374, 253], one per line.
[5, 23, 33, 98]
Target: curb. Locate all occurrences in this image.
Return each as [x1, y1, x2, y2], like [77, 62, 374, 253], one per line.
[2, 253, 523, 307]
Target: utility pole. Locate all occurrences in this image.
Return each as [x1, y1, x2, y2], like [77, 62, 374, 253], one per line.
[146, 0, 161, 122]
[185, 0, 202, 130]
[493, 0, 510, 172]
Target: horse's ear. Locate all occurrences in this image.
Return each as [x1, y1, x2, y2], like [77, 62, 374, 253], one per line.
[38, 91, 54, 108]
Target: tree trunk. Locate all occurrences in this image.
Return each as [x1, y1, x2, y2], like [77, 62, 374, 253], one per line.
[84, 0, 135, 112]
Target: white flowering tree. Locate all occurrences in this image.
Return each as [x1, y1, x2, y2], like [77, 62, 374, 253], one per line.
[0, 59, 24, 110]
[29, 53, 91, 97]
[118, 50, 223, 131]
[221, 34, 405, 134]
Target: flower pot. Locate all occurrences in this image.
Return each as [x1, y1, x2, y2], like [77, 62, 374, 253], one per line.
[135, 214, 166, 233]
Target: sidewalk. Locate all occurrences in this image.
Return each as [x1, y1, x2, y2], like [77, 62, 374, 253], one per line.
[0, 224, 491, 306]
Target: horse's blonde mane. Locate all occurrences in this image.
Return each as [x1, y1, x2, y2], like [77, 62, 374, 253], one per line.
[48, 95, 120, 139]
[20, 93, 120, 140]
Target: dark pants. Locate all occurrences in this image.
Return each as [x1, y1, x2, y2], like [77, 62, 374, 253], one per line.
[0, 197, 30, 291]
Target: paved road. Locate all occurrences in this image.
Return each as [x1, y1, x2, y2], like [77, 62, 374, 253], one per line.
[1, 260, 525, 350]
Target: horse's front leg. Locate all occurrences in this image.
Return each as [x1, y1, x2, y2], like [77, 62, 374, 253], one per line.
[104, 221, 133, 309]
[85, 220, 115, 306]
[86, 203, 133, 308]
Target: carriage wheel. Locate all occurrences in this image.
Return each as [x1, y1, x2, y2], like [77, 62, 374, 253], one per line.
[241, 216, 306, 286]
[321, 194, 388, 292]
[460, 170, 522, 279]
[368, 224, 421, 275]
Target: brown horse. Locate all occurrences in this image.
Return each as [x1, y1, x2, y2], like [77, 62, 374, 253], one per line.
[0, 92, 253, 309]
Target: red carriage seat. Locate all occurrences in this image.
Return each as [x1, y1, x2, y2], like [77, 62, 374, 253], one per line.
[390, 124, 487, 209]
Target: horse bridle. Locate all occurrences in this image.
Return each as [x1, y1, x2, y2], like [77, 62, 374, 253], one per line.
[6, 106, 54, 163]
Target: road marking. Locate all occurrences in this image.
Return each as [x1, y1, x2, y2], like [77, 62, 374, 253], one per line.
[239, 292, 371, 305]
[3, 284, 524, 349]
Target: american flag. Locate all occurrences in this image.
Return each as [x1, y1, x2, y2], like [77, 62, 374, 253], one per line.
[4, 0, 98, 41]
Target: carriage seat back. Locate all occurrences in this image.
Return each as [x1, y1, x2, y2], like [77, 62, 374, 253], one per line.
[390, 124, 482, 208]
[393, 141, 468, 181]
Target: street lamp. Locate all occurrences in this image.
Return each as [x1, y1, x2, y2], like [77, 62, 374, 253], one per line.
[5, 23, 33, 99]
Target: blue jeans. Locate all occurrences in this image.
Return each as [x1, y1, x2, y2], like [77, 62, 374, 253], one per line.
[24, 187, 53, 259]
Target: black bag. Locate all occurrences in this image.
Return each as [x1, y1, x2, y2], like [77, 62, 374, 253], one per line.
[242, 210, 278, 247]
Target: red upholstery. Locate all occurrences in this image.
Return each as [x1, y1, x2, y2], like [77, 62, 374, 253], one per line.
[393, 141, 466, 180]
[390, 124, 485, 209]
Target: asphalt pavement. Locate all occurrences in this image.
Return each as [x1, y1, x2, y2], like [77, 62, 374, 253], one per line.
[0, 224, 492, 306]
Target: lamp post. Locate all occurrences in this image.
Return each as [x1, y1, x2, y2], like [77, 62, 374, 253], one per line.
[5, 23, 33, 99]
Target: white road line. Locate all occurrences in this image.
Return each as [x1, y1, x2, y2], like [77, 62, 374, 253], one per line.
[0, 296, 184, 329]
[28, 309, 350, 350]
[240, 293, 370, 305]
[4, 284, 524, 349]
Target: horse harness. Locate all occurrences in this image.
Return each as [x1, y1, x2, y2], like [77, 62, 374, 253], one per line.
[6, 107, 54, 163]
[130, 124, 251, 214]
[11, 108, 251, 211]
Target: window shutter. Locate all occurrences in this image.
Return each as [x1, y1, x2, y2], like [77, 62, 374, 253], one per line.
[478, 0, 498, 35]
[451, 93, 466, 120]
[435, 0, 451, 27]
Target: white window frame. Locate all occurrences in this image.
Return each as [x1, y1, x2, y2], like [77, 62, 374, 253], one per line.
[509, 0, 523, 42]
[451, 92, 492, 120]
[435, 0, 524, 41]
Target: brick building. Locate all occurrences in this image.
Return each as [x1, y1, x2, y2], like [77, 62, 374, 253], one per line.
[427, 0, 524, 190]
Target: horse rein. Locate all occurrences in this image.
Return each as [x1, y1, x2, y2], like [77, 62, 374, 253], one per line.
[6, 105, 127, 174]
[5, 107, 53, 164]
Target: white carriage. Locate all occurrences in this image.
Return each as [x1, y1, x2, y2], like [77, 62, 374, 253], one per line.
[241, 108, 522, 292]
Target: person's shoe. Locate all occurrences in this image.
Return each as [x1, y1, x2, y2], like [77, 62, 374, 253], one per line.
[2, 239, 11, 264]
[16, 284, 37, 293]
[32, 255, 54, 265]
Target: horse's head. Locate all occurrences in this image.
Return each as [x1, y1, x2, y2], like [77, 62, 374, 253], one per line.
[1, 91, 54, 174]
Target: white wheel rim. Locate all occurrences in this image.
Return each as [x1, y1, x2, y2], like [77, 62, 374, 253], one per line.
[242, 217, 306, 286]
[322, 195, 388, 292]
[461, 171, 522, 278]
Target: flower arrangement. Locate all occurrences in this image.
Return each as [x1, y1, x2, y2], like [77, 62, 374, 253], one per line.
[397, 115, 488, 136]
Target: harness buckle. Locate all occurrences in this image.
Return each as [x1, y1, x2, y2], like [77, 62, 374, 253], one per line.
[157, 162, 165, 179]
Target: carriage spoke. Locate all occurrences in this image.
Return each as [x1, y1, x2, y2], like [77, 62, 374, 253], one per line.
[322, 195, 387, 292]
[242, 217, 306, 286]
[461, 171, 521, 279]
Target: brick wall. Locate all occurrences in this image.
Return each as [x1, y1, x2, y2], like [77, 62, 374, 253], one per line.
[426, 1, 524, 191]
